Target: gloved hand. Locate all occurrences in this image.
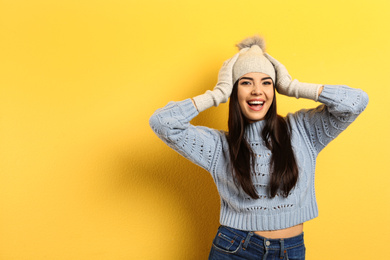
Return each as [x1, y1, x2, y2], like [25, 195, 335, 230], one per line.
[264, 53, 323, 101]
[192, 52, 240, 112]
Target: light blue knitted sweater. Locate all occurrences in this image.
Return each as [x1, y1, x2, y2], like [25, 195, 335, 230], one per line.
[149, 85, 368, 231]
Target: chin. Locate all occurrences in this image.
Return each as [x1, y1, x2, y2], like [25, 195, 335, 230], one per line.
[247, 118, 264, 123]
[244, 110, 267, 123]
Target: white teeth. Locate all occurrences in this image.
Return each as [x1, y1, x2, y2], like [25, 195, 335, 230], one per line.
[248, 101, 264, 105]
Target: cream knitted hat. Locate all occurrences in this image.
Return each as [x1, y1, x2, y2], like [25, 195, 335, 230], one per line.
[233, 35, 275, 84]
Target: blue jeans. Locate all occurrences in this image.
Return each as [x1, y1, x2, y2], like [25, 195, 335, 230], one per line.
[208, 226, 305, 260]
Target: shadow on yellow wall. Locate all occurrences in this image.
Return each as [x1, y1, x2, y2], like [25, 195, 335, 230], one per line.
[115, 137, 221, 259]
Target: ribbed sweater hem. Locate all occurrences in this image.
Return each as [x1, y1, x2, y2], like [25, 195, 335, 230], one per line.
[220, 199, 318, 231]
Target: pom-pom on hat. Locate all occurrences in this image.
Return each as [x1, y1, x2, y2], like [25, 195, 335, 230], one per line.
[233, 35, 275, 84]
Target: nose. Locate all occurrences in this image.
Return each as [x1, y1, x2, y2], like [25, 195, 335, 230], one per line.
[251, 83, 264, 95]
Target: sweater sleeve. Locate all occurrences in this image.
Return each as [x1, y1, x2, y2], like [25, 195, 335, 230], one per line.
[292, 85, 369, 155]
[149, 98, 223, 172]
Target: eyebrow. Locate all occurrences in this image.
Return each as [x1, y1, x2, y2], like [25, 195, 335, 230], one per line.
[239, 76, 272, 81]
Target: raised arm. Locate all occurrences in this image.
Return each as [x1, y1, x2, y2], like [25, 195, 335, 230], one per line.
[149, 53, 240, 172]
[149, 99, 223, 171]
[265, 53, 368, 154]
[294, 85, 369, 154]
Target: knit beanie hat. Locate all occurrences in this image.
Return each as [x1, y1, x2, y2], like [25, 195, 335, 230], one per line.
[233, 35, 275, 84]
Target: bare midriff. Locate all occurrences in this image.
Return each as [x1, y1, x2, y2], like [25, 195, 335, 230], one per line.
[254, 223, 303, 239]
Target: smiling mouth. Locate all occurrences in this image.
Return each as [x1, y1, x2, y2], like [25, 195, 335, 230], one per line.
[247, 100, 264, 111]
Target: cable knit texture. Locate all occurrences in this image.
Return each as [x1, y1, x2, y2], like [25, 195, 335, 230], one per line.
[149, 85, 368, 231]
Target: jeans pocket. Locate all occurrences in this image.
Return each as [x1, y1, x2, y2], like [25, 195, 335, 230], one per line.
[212, 229, 242, 254]
[285, 243, 306, 260]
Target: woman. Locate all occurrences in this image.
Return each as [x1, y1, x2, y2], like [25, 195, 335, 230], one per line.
[149, 35, 368, 260]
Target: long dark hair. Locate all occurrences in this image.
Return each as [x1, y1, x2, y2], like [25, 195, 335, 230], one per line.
[226, 82, 298, 199]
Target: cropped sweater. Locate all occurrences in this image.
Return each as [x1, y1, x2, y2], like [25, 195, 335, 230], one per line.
[149, 85, 369, 231]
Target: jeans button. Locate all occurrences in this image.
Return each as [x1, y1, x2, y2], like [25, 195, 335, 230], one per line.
[265, 241, 271, 246]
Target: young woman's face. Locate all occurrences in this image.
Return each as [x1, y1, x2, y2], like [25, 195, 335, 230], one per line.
[237, 72, 274, 123]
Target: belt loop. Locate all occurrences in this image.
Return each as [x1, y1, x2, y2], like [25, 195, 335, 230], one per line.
[279, 239, 285, 258]
[243, 231, 254, 249]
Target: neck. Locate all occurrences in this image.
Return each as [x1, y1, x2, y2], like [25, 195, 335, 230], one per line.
[245, 119, 267, 141]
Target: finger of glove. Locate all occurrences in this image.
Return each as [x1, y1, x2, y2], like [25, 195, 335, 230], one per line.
[222, 52, 241, 68]
[264, 53, 288, 72]
[277, 74, 292, 87]
[216, 52, 242, 95]
[218, 56, 237, 81]
[217, 66, 232, 82]
[231, 51, 241, 63]
[264, 53, 280, 65]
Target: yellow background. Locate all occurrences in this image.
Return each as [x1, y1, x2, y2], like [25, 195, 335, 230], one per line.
[1, 0, 389, 259]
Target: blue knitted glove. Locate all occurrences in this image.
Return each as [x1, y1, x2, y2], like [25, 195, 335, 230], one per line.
[264, 53, 322, 101]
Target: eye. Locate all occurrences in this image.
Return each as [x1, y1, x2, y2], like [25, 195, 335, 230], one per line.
[263, 81, 272, 86]
[239, 81, 251, 86]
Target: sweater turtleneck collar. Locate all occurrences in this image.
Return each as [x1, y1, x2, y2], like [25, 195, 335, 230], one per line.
[245, 120, 267, 141]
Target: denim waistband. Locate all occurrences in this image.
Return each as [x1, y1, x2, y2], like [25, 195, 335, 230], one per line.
[219, 225, 304, 250]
